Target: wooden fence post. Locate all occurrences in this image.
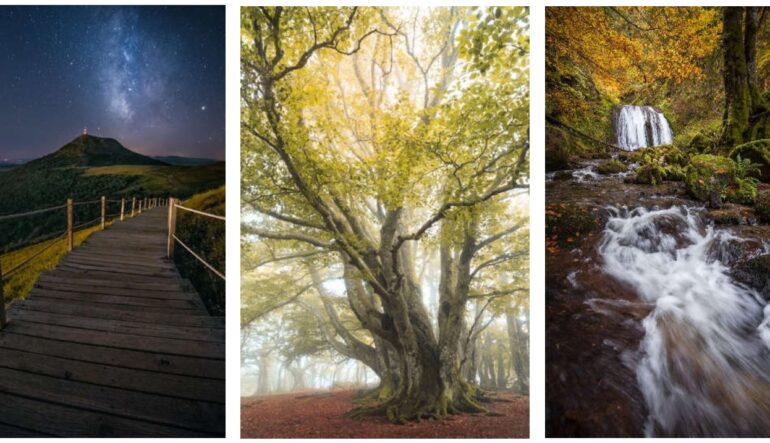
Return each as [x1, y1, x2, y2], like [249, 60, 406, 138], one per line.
[138, 199, 143, 215]
[67, 198, 73, 252]
[0, 261, 7, 330]
[131, 197, 136, 217]
[100, 196, 106, 230]
[120, 198, 125, 221]
[167, 197, 177, 258]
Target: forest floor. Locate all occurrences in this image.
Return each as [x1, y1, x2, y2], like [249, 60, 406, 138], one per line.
[241, 388, 528, 438]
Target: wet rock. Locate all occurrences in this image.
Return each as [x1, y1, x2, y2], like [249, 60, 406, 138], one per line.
[704, 204, 752, 225]
[732, 254, 770, 298]
[553, 170, 574, 181]
[756, 190, 770, 223]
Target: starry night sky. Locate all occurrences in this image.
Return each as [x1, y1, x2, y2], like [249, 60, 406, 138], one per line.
[0, 6, 225, 162]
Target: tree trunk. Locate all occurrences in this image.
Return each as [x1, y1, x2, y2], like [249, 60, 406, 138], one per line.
[721, 7, 770, 146]
[507, 310, 530, 395]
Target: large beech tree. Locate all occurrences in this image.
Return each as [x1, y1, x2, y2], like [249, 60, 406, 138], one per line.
[241, 6, 528, 421]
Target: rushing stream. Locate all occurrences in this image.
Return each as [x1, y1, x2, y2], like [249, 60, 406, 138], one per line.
[614, 105, 673, 150]
[599, 205, 770, 437]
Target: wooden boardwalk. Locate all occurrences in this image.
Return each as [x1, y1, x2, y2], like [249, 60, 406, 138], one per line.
[0, 208, 225, 437]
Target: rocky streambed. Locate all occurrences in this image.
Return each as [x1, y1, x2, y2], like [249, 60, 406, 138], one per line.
[546, 159, 770, 437]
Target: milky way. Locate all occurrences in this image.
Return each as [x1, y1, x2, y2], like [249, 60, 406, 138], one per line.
[0, 6, 224, 161]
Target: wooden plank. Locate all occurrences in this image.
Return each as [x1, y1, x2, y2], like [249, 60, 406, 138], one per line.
[38, 273, 194, 293]
[64, 253, 176, 270]
[0, 368, 225, 433]
[0, 420, 50, 437]
[0, 333, 225, 379]
[15, 298, 222, 328]
[29, 288, 204, 310]
[21, 296, 202, 317]
[0, 392, 216, 437]
[12, 309, 224, 342]
[0, 348, 224, 403]
[34, 280, 198, 301]
[57, 262, 178, 278]
[5, 321, 224, 359]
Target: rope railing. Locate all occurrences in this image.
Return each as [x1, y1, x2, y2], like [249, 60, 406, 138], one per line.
[167, 197, 225, 281]
[3, 230, 68, 278]
[173, 234, 226, 280]
[175, 204, 226, 221]
[0, 203, 67, 222]
[0, 194, 169, 329]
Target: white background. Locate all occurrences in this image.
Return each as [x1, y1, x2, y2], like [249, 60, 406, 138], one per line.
[6, 1, 762, 441]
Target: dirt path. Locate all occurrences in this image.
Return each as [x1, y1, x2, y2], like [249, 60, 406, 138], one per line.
[241, 389, 528, 438]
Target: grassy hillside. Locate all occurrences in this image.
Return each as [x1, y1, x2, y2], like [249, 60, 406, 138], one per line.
[1, 222, 104, 302]
[152, 156, 219, 166]
[84, 163, 225, 196]
[0, 162, 225, 252]
[173, 186, 225, 316]
[21, 134, 166, 169]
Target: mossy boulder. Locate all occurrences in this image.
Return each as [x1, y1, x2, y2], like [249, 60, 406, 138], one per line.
[634, 163, 665, 185]
[731, 254, 770, 298]
[688, 132, 713, 153]
[664, 164, 686, 182]
[729, 139, 770, 182]
[596, 159, 626, 175]
[685, 154, 736, 208]
[756, 190, 770, 223]
[656, 144, 689, 167]
[617, 151, 641, 163]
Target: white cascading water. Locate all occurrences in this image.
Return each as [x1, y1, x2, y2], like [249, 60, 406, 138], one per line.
[614, 105, 674, 150]
[598, 205, 770, 437]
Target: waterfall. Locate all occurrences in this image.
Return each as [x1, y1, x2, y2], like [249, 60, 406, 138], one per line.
[613, 105, 673, 150]
[598, 205, 770, 437]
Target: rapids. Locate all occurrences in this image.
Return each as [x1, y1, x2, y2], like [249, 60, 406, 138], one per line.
[599, 205, 770, 437]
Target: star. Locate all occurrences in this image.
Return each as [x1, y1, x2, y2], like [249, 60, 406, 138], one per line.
[200, 105, 206, 111]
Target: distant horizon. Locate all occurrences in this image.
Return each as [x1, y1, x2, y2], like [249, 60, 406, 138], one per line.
[1, 131, 225, 162]
[0, 6, 225, 161]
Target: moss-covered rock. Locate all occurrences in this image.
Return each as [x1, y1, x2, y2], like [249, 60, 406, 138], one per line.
[731, 254, 770, 298]
[729, 139, 770, 182]
[656, 144, 689, 167]
[617, 150, 641, 163]
[664, 164, 686, 182]
[634, 163, 665, 185]
[596, 159, 626, 175]
[685, 154, 736, 208]
[756, 190, 770, 222]
[688, 132, 713, 153]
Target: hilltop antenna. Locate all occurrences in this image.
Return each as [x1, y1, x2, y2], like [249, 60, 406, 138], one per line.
[82, 127, 88, 137]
